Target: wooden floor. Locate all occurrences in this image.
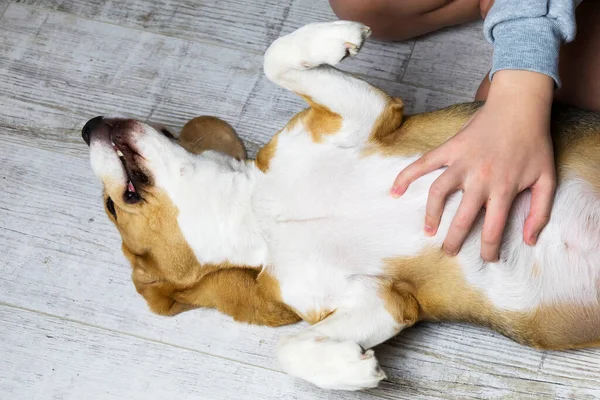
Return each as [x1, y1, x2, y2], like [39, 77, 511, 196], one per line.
[0, 1, 598, 399]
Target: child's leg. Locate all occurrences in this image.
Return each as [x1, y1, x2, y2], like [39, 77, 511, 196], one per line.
[555, 0, 600, 112]
[329, 0, 481, 41]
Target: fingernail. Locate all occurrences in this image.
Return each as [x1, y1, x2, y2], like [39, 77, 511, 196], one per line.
[529, 233, 539, 246]
[424, 225, 434, 236]
[390, 187, 403, 198]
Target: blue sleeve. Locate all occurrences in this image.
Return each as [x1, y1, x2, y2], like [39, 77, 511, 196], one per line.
[483, 0, 582, 86]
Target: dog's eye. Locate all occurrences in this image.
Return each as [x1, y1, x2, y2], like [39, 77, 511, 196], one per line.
[106, 196, 117, 219]
[159, 127, 175, 139]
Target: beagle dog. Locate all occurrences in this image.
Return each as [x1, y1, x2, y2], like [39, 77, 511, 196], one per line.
[82, 21, 600, 390]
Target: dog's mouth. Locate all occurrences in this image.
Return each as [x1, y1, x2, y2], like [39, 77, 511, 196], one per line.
[83, 117, 154, 204]
[110, 137, 143, 203]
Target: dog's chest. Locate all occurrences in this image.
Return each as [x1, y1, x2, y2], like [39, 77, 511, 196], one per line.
[252, 135, 441, 312]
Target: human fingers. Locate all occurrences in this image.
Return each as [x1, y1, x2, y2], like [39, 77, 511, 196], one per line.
[424, 168, 463, 236]
[523, 175, 556, 245]
[480, 188, 516, 261]
[391, 149, 446, 197]
[443, 190, 486, 256]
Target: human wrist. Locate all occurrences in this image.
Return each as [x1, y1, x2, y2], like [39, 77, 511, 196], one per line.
[487, 70, 554, 109]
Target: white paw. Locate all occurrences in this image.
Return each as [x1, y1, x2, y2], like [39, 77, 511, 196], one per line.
[278, 335, 386, 391]
[292, 21, 371, 68]
[264, 21, 371, 79]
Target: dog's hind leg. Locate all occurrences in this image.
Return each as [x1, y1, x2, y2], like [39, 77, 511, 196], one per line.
[263, 21, 404, 146]
[276, 283, 419, 390]
[131, 271, 197, 316]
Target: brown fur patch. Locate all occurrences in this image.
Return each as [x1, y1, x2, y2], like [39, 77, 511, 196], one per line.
[378, 281, 419, 326]
[106, 177, 297, 326]
[174, 267, 301, 327]
[301, 308, 336, 325]
[364, 102, 482, 157]
[255, 130, 280, 173]
[254, 96, 342, 172]
[525, 303, 600, 350]
[555, 129, 600, 192]
[300, 95, 343, 142]
[381, 248, 600, 350]
[369, 96, 404, 143]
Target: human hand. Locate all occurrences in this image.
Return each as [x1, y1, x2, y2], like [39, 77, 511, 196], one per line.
[391, 70, 556, 261]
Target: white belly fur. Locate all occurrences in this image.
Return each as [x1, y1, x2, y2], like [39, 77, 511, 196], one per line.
[254, 128, 600, 315]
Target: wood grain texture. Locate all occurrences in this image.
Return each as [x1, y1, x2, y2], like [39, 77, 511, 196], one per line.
[402, 21, 492, 97]
[16, 0, 294, 53]
[376, 324, 600, 400]
[0, 0, 10, 16]
[0, 305, 384, 400]
[0, 4, 262, 158]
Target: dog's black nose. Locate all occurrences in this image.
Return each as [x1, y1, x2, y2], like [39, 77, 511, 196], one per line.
[82, 116, 104, 146]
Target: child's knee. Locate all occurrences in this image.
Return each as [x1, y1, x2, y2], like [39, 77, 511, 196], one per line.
[329, 0, 481, 41]
[329, 0, 390, 25]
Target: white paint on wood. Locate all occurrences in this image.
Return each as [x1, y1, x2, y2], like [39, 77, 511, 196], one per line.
[0, 0, 9, 16]
[402, 21, 492, 97]
[0, 305, 381, 400]
[0, 2, 598, 399]
[0, 4, 262, 158]
[18, 0, 295, 53]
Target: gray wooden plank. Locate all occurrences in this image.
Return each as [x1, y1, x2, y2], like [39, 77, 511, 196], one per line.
[2, 137, 599, 399]
[18, 0, 412, 82]
[16, 0, 294, 53]
[402, 21, 492, 97]
[0, 305, 381, 400]
[0, 4, 262, 158]
[235, 74, 471, 154]
[280, 0, 414, 82]
[377, 324, 600, 400]
[0, 0, 10, 17]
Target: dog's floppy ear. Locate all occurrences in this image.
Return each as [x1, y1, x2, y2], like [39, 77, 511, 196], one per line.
[179, 116, 247, 160]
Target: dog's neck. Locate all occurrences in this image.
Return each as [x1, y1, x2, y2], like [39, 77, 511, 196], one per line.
[158, 150, 268, 268]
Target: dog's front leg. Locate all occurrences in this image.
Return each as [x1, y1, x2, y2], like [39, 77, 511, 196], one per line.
[263, 21, 404, 147]
[132, 270, 196, 316]
[276, 288, 418, 391]
[173, 268, 301, 327]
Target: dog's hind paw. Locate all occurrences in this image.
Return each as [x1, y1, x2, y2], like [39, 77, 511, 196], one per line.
[292, 21, 371, 69]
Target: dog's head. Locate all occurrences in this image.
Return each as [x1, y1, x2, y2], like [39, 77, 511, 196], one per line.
[82, 116, 247, 286]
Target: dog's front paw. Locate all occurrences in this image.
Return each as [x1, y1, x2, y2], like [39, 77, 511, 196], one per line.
[278, 335, 386, 391]
[293, 21, 371, 69]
